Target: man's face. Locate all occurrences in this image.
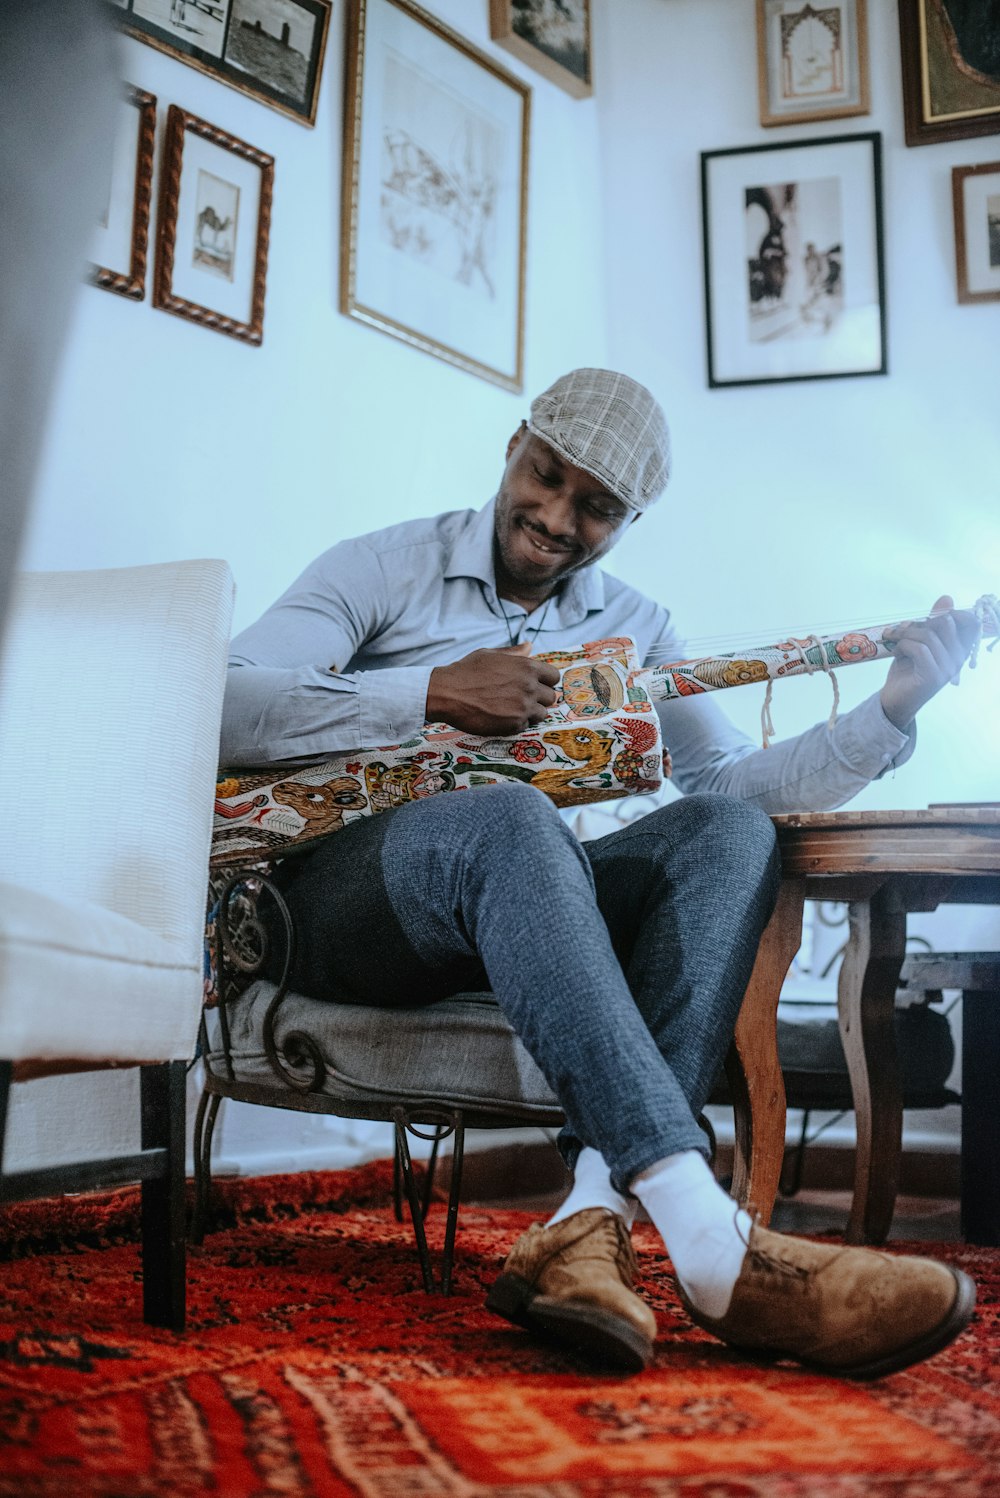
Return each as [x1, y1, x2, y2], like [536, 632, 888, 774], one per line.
[493, 425, 633, 603]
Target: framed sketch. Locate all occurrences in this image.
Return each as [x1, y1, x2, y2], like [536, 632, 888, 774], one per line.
[341, 0, 530, 392]
[90, 85, 157, 300]
[899, 0, 1000, 146]
[489, 0, 592, 99]
[756, 0, 869, 127]
[114, 0, 332, 127]
[701, 132, 886, 388]
[153, 105, 274, 344]
[952, 161, 1000, 302]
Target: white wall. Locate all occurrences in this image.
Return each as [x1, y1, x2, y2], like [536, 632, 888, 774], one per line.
[595, 0, 1000, 819]
[7, 0, 998, 1175]
[21, 0, 611, 633]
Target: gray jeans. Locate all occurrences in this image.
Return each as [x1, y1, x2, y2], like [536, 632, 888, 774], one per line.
[269, 784, 780, 1193]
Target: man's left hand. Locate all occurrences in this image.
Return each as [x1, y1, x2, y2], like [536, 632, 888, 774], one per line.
[879, 595, 980, 732]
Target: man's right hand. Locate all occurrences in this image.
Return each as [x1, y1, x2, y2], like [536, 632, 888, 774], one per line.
[427, 644, 560, 735]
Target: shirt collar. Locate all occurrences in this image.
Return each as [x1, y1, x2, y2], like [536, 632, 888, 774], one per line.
[444, 498, 607, 628]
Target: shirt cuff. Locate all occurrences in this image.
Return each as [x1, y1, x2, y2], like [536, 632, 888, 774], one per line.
[359, 664, 434, 746]
[833, 693, 916, 780]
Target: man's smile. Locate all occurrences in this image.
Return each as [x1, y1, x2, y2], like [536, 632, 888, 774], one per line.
[517, 518, 576, 559]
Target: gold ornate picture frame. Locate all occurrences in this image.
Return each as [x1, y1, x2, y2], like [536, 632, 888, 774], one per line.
[756, 0, 870, 128]
[899, 0, 1000, 146]
[488, 0, 592, 99]
[341, 0, 530, 392]
[90, 85, 157, 301]
[154, 105, 274, 345]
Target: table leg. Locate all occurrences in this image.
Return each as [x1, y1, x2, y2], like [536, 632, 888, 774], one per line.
[838, 889, 906, 1244]
[961, 988, 1000, 1245]
[727, 877, 805, 1223]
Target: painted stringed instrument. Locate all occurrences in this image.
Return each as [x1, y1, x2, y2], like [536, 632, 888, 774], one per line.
[211, 595, 999, 867]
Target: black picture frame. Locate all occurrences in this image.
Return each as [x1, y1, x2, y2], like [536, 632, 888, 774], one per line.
[701, 132, 886, 389]
[113, 0, 332, 127]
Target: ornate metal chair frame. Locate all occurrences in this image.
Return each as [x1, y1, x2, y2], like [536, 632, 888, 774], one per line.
[193, 865, 566, 1294]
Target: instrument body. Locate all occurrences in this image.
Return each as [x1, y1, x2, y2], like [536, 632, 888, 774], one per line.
[211, 597, 998, 867]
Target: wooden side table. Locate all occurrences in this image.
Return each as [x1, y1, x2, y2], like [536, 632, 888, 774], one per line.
[729, 807, 1000, 1245]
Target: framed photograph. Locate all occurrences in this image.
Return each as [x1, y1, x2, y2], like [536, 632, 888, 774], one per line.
[341, 0, 530, 392]
[701, 132, 886, 389]
[952, 161, 1000, 302]
[899, 0, 1000, 146]
[488, 0, 592, 99]
[153, 105, 274, 344]
[90, 85, 157, 300]
[756, 0, 869, 127]
[114, 0, 332, 127]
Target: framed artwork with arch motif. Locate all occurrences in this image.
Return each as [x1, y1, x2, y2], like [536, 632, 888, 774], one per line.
[756, 0, 870, 127]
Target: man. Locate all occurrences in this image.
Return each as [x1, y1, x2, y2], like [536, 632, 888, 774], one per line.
[222, 368, 978, 1377]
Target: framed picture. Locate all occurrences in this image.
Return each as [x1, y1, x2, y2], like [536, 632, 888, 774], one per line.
[756, 0, 869, 127]
[153, 105, 274, 344]
[90, 85, 157, 300]
[488, 0, 592, 99]
[701, 132, 886, 389]
[952, 161, 1000, 302]
[341, 0, 530, 392]
[899, 0, 1000, 146]
[114, 0, 332, 127]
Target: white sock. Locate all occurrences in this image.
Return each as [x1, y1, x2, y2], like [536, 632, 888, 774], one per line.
[547, 1146, 637, 1230]
[631, 1150, 751, 1319]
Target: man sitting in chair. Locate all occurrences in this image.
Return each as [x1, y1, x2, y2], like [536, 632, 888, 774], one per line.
[221, 368, 978, 1377]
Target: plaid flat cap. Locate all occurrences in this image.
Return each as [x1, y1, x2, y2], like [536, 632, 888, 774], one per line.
[527, 368, 671, 513]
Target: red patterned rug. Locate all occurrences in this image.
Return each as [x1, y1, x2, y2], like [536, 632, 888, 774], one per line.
[0, 1162, 997, 1497]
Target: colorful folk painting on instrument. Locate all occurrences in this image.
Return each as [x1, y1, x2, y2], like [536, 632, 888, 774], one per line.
[211, 637, 666, 866]
[211, 596, 998, 867]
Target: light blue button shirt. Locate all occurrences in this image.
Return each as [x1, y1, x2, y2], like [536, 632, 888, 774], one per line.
[222, 500, 914, 813]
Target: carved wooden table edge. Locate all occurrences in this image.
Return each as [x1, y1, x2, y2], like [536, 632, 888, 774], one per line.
[749, 808, 1000, 1246]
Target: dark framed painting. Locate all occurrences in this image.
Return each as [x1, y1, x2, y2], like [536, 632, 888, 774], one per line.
[90, 84, 157, 300]
[756, 0, 870, 127]
[153, 104, 274, 344]
[899, 0, 1000, 146]
[952, 160, 1000, 301]
[113, 0, 332, 126]
[489, 0, 592, 99]
[341, 0, 530, 392]
[701, 133, 886, 388]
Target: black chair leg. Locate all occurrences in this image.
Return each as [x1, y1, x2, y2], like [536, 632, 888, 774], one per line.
[140, 1062, 187, 1331]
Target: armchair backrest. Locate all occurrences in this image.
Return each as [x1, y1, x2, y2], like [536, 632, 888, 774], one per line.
[0, 561, 234, 965]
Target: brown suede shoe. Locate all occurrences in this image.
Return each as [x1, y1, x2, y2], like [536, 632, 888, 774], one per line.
[677, 1221, 976, 1379]
[486, 1208, 657, 1372]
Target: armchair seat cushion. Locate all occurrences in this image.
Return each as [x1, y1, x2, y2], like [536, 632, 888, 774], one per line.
[205, 980, 561, 1120]
[0, 880, 201, 1063]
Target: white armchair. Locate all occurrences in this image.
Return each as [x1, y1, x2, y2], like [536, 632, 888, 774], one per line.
[0, 559, 233, 1329]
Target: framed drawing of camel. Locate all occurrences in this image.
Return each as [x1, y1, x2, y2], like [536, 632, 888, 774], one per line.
[153, 105, 274, 345]
[340, 0, 530, 393]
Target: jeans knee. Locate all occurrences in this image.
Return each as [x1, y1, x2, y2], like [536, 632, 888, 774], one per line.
[654, 793, 778, 876]
[465, 780, 568, 852]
